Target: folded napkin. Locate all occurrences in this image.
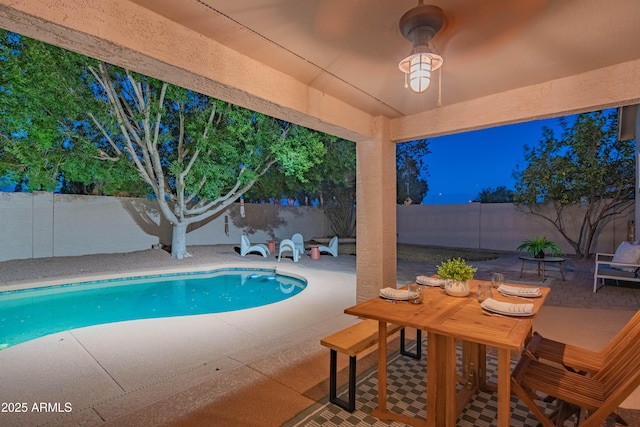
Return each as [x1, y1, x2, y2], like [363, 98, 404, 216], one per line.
[416, 276, 446, 287]
[498, 284, 541, 296]
[380, 287, 416, 300]
[481, 298, 534, 314]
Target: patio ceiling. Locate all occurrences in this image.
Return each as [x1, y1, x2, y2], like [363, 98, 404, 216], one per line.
[1, 0, 639, 142]
[127, 0, 640, 119]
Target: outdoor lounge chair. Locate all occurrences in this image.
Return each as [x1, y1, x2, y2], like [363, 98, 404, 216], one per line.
[318, 236, 338, 257]
[291, 233, 305, 256]
[278, 239, 299, 262]
[240, 235, 270, 257]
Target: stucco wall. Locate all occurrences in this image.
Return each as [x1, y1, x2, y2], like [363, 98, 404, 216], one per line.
[0, 192, 332, 262]
[397, 202, 634, 255]
[0, 192, 633, 262]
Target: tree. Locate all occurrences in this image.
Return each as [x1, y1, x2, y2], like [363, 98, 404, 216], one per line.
[475, 186, 514, 203]
[246, 136, 357, 237]
[0, 30, 146, 195]
[513, 110, 635, 259]
[86, 62, 325, 258]
[0, 31, 326, 258]
[396, 139, 430, 204]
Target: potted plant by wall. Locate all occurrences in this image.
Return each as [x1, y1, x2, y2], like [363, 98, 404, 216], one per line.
[516, 236, 563, 259]
[437, 257, 478, 297]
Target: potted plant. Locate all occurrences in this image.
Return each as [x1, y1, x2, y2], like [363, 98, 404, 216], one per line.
[517, 236, 563, 259]
[437, 257, 478, 297]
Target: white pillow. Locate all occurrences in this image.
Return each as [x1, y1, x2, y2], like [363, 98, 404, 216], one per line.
[611, 241, 640, 272]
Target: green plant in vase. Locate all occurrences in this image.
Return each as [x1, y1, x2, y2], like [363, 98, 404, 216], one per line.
[516, 236, 563, 259]
[437, 257, 477, 297]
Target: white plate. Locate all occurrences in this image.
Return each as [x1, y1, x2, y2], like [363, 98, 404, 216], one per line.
[497, 285, 541, 298]
[379, 293, 411, 301]
[481, 305, 533, 317]
[379, 287, 414, 301]
[499, 290, 541, 298]
[416, 276, 445, 287]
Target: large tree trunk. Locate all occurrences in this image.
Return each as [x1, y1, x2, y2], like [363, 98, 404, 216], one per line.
[171, 222, 191, 259]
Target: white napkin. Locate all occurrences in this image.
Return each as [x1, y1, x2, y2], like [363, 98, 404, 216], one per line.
[416, 276, 446, 286]
[380, 287, 417, 300]
[498, 284, 541, 297]
[481, 298, 534, 314]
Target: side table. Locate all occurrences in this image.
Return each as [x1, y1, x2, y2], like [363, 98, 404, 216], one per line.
[310, 245, 320, 260]
[519, 256, 566, 281]
[267, 240, 276, 254]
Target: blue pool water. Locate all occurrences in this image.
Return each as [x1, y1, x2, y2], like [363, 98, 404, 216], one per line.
[0, 269, 306, 349]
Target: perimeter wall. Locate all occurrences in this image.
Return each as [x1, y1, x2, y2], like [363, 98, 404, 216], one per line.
[0, 192, 633, 262]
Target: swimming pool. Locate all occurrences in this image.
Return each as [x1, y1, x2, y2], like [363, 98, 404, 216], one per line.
[0, 268, 306, 349]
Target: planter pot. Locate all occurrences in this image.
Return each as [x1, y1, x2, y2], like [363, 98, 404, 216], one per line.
[444, 280, 470, 297]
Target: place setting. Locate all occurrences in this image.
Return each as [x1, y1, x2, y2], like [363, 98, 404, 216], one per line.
[477, 274, 536, 317]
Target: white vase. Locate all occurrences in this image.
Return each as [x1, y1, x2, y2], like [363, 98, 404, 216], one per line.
[444, 280, 470, 297]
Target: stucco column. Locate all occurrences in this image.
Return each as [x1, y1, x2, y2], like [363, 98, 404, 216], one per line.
[355, 116, 397, 302]
[636, 105, 640, 241]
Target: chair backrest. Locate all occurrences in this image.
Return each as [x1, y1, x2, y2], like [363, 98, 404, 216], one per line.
[328, 236, 338, 250]
[602, 309, 640, 360]
[241, 235, 249, 251]
[594, 312, 640, 395]
[292, 233, 304, 252]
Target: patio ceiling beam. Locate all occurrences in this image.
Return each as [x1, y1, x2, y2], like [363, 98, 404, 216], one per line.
[0, 0, 374, 142]
[391, 58, 640, 142]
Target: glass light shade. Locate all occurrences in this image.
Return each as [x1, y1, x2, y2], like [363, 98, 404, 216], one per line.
[399, 51, 443, 93]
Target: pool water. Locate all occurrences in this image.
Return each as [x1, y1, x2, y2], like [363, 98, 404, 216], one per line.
[0, 269, 306, 349]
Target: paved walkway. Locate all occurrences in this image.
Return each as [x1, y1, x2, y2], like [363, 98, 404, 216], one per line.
[0, 245, 638, 426]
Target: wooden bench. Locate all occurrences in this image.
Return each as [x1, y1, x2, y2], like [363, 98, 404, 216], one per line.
[320, 319, 421, 412]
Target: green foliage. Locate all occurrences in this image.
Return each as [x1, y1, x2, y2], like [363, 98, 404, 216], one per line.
[436, 257, 477, 282]
[516, 236, 563, 257]
[397, 139, 430, 204]
[475, 186, 514, 203]
[513, 110, 635, 259]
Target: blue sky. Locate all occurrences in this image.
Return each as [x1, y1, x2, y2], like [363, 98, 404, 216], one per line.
[421, 117, 564, 204]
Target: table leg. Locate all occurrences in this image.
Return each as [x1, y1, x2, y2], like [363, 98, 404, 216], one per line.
[373, 321, 388, 417]
[560, 262, 566, 280]
[427, 333, 457, 427]
[497, 348, 512, 427]
[519, 259, 524, 278]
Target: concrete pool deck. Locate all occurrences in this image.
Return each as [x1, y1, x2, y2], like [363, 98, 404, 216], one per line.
[1, 245, 639, 426]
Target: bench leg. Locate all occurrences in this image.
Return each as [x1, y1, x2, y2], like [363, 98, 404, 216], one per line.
[400, 328, 422, 360]
[329, 350, 356, 412]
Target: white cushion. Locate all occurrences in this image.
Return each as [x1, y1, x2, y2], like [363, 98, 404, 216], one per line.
[611, 241, 640, 272]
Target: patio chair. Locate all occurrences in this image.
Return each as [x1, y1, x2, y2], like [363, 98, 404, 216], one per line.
[291, 233, 305, 256]
[240, 235, 270, 257]
[511, 311, 640, 427]
[318, 236, 338, 257]
[278, 239, 299, 263]
[524, 309, 640, 375]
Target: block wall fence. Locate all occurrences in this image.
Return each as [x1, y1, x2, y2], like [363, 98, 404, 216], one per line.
[0, 192, 632, 262]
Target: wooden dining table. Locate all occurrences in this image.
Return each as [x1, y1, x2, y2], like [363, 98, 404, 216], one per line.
[344, 279, 550, 427]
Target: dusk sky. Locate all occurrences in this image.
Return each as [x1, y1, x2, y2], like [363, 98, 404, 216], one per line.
[421, 116, 574, 204]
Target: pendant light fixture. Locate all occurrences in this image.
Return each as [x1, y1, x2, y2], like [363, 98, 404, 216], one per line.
[398, 1, 445, 93]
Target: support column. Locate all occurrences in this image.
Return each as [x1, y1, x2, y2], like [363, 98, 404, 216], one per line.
[635, 105, 640, 241]
[355, 116, 397, 302]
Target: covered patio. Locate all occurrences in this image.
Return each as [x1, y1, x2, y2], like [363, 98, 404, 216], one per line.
[1, 2, 640, 426]
[1, 0, 640, 302]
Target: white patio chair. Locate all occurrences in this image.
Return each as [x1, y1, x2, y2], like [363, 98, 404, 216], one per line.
[318, 236, 339, 257]
[291, 233, 305, 256]
[278, 239, 299, 262]
[240, 235, 269, 257]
